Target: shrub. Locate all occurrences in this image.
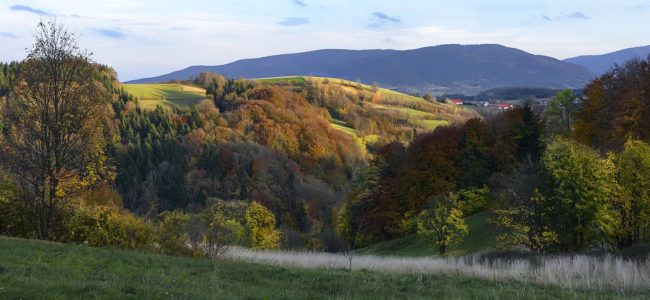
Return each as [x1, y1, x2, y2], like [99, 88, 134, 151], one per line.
[0, 174, 25, 236]
[158, 211, 194, 256]
[65, 206, 156, 250]
[457, 186, 489, 216]
[205, 214, 248, 258]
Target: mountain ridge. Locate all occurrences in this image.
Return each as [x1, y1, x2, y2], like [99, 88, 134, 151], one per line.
[564, 45, 650, 74]
[126, 44, 596, 95]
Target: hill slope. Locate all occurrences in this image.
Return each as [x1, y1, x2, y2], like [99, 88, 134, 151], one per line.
[121, 83, 208, 109]
[0, 236, 633, 299]
[127, 44, 596, 95]
[357, 212, 497, 257]
[565, 45, 650, 74]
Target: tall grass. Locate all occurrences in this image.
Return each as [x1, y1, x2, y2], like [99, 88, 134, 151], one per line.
[225, 247, 650, 292]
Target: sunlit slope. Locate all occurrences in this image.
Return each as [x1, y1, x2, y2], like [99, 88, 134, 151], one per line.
[357, 212, 497, 257]
[121, 83, 208, 109]
[257, 76, 475, 138]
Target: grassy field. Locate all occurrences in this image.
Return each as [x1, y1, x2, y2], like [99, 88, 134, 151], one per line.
[414, 119, 450, 131]
[358, 212, 497, 257]
[0, 236, 644, 299]
[256, 76, 307, 85]
[121, 83, 208, 109]
[329, 118, 380, 145]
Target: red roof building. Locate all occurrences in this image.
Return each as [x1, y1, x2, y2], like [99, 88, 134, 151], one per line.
[494, 103, 513, 110]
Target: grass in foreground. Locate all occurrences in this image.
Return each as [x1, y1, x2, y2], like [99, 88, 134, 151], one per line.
[0, 236, 641, 299]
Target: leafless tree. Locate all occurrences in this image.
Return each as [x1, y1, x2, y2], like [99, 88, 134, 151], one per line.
[345, 216, 365, 271]
[0, 20, 110, 239]
[205, 222, 230, 259]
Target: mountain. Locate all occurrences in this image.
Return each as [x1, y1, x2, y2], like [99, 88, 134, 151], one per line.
[564, 45, 650, 75]
[127, 44, 596, 95]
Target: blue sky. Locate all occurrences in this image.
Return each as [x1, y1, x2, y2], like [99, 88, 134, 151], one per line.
[1, 0, 649, 81]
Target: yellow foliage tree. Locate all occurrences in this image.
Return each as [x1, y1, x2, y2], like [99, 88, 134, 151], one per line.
[245, 202, 281, 250]
[416, 193, 469, 255]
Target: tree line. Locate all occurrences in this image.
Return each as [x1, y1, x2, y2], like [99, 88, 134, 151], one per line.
[339, 59, 650, 254]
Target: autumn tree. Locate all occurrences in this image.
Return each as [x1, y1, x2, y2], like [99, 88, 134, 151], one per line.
[572, 77, 610, 149]
[0, 21, 111, 239]
[245, 202, 281, 249]
[612, 140, 650, 246]
[491, 102, 544, 173]
[205, 74, 226, 103]
[415, 193, 468, 255]
[456, 118, 494, 188]
[494, 161, 557, 252]
[541, 138, 617, 250]
[573, 57, 650, 151]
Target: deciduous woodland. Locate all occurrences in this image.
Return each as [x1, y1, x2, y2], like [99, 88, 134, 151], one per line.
[0, 21, 649, 281]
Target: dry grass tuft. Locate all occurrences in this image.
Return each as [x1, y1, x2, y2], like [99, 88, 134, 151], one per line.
[225, 247, 650, 292]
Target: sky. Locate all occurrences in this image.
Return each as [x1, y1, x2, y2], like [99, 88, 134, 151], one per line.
[1, 0, 649, 81]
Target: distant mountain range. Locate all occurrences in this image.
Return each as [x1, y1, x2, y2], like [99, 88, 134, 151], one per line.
[127, 44, 597, 95]
[564, 45, 650, 75]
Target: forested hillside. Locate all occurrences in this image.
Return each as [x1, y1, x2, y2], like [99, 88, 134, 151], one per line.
[1, 21, 649, 267]
[339, 57, 650, 254]
[0, 38, 477, 251]
[107, 72, 478, 247]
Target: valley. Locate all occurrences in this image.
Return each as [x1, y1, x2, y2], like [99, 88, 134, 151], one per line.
[1, 5, 650, 298]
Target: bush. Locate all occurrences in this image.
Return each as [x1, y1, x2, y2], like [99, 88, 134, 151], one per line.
[0, 173, 70, 239]
[64, 206, 156, 250]
[0, 174, 26, 237]
[205, 214, 248, 258]
[457, 186, 489, 216]
[158, 211, 194, 256]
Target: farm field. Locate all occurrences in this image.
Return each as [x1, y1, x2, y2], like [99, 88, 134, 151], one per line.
[0, 236, 644, 299]
[121, 83, 208, 109]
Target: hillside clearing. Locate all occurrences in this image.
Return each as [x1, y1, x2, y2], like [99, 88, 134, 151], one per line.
[358, 212, 497, 257]
[121, 83, 208, 109]
[0, 236, 645, 299]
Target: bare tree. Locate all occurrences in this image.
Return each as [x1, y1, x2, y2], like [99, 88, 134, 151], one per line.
[0, 21, 110, 239]
[344, 216, 364, 271]
[204, 221, 230, 259]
